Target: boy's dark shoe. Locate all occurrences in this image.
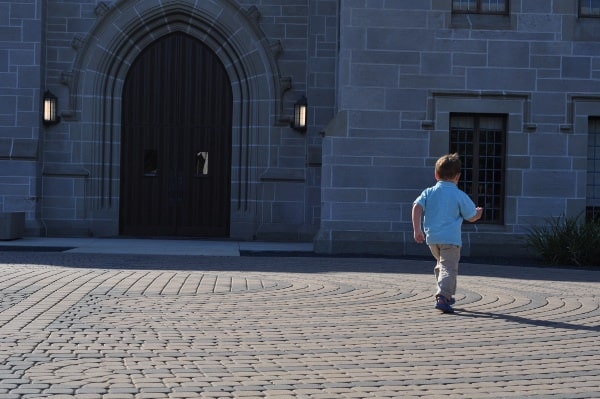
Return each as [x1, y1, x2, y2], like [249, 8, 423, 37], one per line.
[448, 297, 456, 305]
[435, 295, 454, 313]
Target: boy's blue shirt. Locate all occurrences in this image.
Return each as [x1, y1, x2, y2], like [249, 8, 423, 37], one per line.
[414, 181, 478, 246]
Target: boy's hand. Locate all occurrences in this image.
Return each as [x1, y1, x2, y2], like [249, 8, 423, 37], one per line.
[414, 230, 425, 244]
[411, 203, 425, 243]
[468, 207, 484, 222]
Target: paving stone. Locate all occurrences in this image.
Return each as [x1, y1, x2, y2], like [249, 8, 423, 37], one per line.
[0, 252, 599, 397]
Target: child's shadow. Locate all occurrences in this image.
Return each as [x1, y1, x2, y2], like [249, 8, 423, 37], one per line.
[455, 308, 600, 332]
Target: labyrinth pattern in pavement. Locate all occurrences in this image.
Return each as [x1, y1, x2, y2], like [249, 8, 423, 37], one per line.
[0, 256, 599, 398]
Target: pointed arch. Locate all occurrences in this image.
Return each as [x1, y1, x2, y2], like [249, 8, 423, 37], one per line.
[68, 0, 286, 237]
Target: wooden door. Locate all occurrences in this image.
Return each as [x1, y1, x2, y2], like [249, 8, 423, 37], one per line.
[120, 33, 232, 237]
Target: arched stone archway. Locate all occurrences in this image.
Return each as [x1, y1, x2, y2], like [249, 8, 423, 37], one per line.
[66, 0, 287, 238]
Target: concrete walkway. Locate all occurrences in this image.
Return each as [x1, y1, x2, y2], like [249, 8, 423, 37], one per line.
[0, 238, 599, 398]
[0, 237, 313, 256]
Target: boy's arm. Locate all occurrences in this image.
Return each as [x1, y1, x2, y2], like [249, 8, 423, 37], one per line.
[412, 203, 425, 243]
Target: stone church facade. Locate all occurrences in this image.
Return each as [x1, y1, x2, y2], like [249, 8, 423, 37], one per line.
[1, 0, 599, 256]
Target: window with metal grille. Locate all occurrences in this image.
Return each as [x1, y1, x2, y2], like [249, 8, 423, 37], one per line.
[587, 117, 600, 222]
[580, 0, 600, 17]
[450, 114, 506, 224]
[452, 0, 508, 14]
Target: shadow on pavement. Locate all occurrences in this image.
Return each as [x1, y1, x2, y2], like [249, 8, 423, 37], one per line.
[455, 309, 600, 332]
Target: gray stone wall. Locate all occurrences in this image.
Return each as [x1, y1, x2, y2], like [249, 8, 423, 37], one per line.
[41, 0, 102, 236]
[0, 0, 42, 233]
[35, 0, 328, 239]
[2, 0, 598, 255]
[246, 0, 338, 240]
[315, 0, 600, 256]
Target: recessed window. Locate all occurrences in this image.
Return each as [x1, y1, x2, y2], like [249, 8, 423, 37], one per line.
[450, 114, 506, 224]
[452, 0, 508, 14]
[587, 117, 600, 222]
[580, 0, 600, 17]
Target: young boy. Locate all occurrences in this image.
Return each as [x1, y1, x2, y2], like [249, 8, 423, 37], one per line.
[412, 153, 483, 313]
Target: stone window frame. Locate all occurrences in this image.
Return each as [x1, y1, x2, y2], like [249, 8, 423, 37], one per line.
[423, 91, 533, 230]
[570, 97, 600, 220]
[586, 117, 600, 221]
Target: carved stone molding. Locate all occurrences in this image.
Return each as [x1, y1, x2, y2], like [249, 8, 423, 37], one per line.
[277, 77, 292, 124]
[270, 40, 283, 59]
[246, 6, 261, 24]
[71, 34, 85, 51]
[59, 71, 76, 119]
[95, 2, 112, 17]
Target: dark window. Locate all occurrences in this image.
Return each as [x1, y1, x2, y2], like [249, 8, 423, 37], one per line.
[580, 0, 600, 17]
[452, 0, 508, 14]
[450, 114, 506, 224]
[587, 117, 600, 222]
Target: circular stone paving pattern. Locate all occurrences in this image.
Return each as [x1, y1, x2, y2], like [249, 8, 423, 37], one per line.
[0, 256, 597, 398]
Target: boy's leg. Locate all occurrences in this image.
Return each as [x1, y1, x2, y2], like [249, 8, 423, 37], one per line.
[429, 244, 441, 282]
[430, 244, 461, 300]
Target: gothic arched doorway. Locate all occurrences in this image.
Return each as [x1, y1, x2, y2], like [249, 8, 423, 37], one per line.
[119, 33, 233, 237]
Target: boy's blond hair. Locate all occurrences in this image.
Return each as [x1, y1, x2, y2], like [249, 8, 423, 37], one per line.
[435, 153, 462, 180]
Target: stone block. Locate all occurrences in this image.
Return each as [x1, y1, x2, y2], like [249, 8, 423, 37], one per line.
[0, 212, 24, 240]
[467, 68, 536, 91]
[562, 56, 591, 79]
[11, 139, 38, 159]
[522, 170, 576, 197]
[0, 139, 11, 158]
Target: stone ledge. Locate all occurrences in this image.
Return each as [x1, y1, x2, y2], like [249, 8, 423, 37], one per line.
[0, 139, 38, 160]
[42, 165, 90, 177]
[260, 168, 305, 182]
[314, 229, 533, 258]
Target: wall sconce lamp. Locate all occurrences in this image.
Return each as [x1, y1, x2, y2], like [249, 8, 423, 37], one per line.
[290, 95, 307, 132]
[43, 90, 61, 126]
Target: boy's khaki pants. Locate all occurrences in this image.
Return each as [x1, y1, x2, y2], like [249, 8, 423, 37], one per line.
[428, 244, 461, 300]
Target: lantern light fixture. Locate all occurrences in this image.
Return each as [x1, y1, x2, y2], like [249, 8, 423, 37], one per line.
[290, 95, 307, 132]
[43, 90, 60, 126]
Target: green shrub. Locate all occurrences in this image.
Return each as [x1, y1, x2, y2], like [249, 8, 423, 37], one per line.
[526, 215, 600, 267]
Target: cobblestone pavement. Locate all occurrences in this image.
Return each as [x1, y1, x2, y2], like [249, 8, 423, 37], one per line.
[0, 252, 599, 398]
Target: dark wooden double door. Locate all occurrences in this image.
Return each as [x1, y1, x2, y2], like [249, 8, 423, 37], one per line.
[120, 33, 232, 237]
